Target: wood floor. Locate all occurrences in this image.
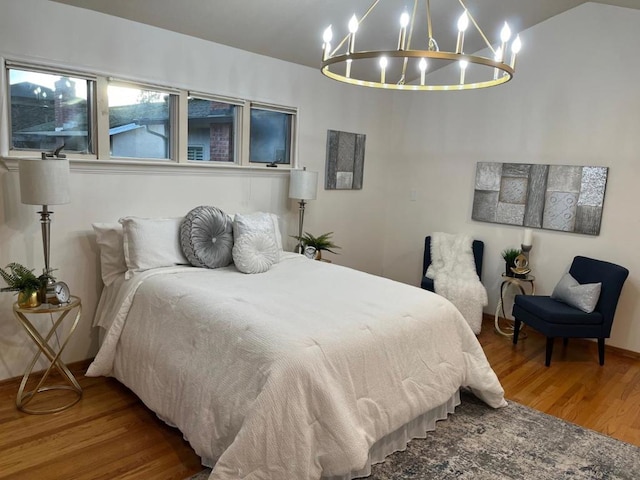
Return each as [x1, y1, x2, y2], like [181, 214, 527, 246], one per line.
[1, 316, 639, 479]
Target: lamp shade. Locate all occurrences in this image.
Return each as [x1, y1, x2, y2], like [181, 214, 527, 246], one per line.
[19, 158, 70, 206]
[289, 168, 318, 201]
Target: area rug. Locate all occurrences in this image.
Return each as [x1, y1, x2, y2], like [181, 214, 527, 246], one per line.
[187, 391, 640, 479]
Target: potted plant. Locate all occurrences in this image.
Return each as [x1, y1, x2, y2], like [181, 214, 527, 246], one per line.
[0, 262, 44, 308]
[291, 232, 340, 261]
[501, 248, 521, 277]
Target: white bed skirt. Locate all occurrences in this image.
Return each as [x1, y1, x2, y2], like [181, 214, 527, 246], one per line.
[198, 390, 461, 480]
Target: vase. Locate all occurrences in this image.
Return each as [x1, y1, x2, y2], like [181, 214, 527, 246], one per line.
[315, 250, 322, 261]
[505, 263, 515, 277]
[18, 291, 40, 308]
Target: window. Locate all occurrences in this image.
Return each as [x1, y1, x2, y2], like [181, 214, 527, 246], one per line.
[249, 106, 294, 165]
[108, 84, 174, 160]
[3, 61, 297, 168]
[187, 97, 239, 163]
[8, 67, 94, 153]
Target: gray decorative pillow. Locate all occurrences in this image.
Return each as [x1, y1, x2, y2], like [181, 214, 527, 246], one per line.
[232, 232, 278, 274]
[180, 206, 233, 268]
[551, 273, 602, 313]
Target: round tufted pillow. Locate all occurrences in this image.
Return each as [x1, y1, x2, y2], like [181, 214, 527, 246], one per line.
[232, 232, 278, 274]
[180, 206, 234, 268]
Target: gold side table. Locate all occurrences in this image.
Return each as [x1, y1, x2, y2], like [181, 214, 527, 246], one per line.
[495, 274, 535, 337]
[13, 296, 83, 414]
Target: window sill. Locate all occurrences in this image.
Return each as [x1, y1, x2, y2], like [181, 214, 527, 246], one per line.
[1, 157, 291, 176]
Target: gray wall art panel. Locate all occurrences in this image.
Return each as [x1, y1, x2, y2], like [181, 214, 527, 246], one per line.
[472, 162, 608, 235]
[325, 130, 366, 190]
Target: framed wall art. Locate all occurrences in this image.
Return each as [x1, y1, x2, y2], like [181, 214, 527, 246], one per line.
[472, 162, 608, 235]
[325, 130, 365, 190]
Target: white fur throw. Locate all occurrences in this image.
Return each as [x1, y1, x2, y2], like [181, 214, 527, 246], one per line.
[426, 232, 487, 334]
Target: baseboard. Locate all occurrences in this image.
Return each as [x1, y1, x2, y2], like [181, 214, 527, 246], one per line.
[0, 358, 94, 387]
[483, 313, 640, 360]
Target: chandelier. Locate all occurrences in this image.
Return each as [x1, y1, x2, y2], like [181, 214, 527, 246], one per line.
[320, 0, 522, 91]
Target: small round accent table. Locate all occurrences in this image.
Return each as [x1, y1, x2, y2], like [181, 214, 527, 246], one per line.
[12, 296, 83, 414]
[495, 274, 535, 337]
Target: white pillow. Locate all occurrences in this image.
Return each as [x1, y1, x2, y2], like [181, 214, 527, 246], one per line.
[269, 213, 284, 253]
[233, 212, 282, 261]
[551, 272, 602, 313]
[92, 223, 126, 286]
[232, 232, 278, 274]
[119, 217, 189, 278]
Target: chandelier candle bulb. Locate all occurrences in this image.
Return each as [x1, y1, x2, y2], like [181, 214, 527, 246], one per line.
[493, 46, 503, 80]
[379, 57, 388, 83]
[322, 25, 333, 60]
[398, 12, 410, 50]
[348, 14, 358, 54]
[346, 58, 352, 78]
[456, 11, 469, 54]
[459, 60, 468, 84]
[419, 58, 427, 85]
[510, 35, 522, 68]
[500, 22, 512, 64]
[323, 42, 331, 61]
[323, 25, 333, 43]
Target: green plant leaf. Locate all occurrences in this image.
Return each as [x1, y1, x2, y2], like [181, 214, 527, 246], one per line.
[0, 262, 42, 296]
[290, 231, 340, 253]
[501, 248, 522, 263]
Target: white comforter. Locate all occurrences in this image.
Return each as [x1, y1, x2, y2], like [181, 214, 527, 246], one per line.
[87, 253, 505, 479]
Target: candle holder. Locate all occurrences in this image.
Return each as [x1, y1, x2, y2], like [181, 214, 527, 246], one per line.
[520, 243, 532, 276]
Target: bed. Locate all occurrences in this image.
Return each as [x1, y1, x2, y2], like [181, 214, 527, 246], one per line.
[87, 215, 506, 480]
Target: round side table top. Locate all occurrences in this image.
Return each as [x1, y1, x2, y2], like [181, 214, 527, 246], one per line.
[13, 296, 81, 314]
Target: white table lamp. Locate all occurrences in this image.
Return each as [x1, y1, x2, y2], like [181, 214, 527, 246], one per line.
[289, 167, 318, 253]
[19, 157, 70, 286]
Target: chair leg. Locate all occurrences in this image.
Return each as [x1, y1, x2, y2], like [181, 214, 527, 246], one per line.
[563, 338, 569, 347]
[512, 319, 521, 345]
[598, 338, 605, 366]
[545, 337, 554, 367]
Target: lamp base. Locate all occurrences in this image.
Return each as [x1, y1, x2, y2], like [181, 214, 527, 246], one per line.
[295, 199, 307, 254]
[38, 269, 56, 304]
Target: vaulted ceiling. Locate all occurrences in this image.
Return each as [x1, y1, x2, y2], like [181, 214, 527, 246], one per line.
[52, 0, 639, 71]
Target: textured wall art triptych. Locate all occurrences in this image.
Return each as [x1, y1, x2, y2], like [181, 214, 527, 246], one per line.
[472, 162, 608, 235]
[325, 130, 366, 190]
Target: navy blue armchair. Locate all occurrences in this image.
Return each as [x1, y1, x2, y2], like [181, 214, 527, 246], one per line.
[512, 256, 628, 366]
[421, 236, 484, 292]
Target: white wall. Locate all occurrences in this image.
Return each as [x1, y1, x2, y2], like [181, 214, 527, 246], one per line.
[382, 3, 640, 353]
[0, 0, 394, 380]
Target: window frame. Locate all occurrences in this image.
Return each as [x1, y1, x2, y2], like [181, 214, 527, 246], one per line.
[185, 91, 244, 165]
[5, 60, 98, 160]
[106, 79, 179, 162]
[244, 101, 297, 167]
[1, 58, 298, 171]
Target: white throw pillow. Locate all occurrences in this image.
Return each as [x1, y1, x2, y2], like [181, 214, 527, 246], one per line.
[92, 223, 127, 286]
[232, 232, 278, 274]
[551, 272, 602, 313]
[119, 216, 189, 278]
[233, 212, 282, 261]
[269, 213, 284, 254]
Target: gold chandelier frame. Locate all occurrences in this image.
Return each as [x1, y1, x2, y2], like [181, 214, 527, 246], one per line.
[320, 0, 521, 91]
